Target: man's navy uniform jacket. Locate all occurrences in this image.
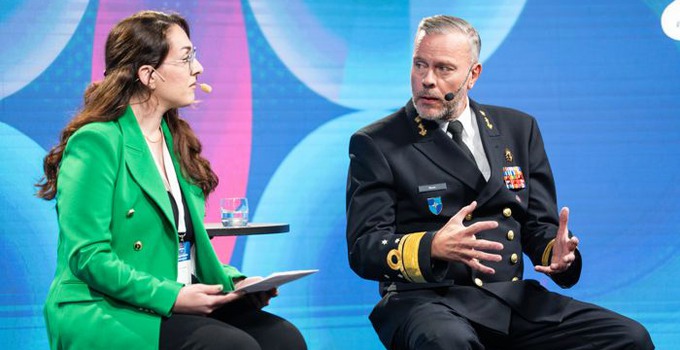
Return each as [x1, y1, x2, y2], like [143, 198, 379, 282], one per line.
[346, 99, 581, 346]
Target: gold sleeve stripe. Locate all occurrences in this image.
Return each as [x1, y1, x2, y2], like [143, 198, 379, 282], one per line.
[398, 232, 427, 283]
[541, 239, 556, 267]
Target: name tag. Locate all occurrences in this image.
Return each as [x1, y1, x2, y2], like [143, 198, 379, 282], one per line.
[178, 241, 193, 285]
[418, 183, 447, 193]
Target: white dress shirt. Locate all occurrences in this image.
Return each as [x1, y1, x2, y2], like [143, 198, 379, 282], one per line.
[440, 99, 491, 181]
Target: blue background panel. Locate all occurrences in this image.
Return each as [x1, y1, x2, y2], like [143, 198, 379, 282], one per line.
[1, 0, 678, 348]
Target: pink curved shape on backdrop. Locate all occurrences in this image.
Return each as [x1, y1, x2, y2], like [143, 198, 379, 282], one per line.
[189, 3, 252, 263]
[92, 2, 252, 263]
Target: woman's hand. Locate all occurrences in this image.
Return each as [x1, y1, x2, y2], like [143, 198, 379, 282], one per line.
[234, 277, 278, 309]
[172, 284, 243, 315]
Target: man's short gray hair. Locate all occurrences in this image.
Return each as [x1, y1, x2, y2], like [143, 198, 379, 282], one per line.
[416, 15, 481, 63]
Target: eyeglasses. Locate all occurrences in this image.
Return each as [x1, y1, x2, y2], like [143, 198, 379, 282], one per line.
[162, 47, 198, 72]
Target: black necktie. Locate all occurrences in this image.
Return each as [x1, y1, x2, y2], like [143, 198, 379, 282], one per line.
[447, 120, 476, 164]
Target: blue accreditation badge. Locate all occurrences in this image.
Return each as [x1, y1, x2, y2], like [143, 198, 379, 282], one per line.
[178, 241, 193, 284]
[178, 241, 191, 262]
[427, 196, 443, 215]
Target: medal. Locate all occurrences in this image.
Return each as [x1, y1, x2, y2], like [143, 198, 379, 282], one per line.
[503, 166, 526, 190]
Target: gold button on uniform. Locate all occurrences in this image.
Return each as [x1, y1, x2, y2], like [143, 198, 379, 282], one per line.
[133, 241, 143, 251]
[507, 230, 515, 240]
[512, 277, 519, 282]
[126, 208, 135, 217]
[474, 278, 483, 287]
[510, 253, 519, 264]
[465, 214, 473, 221]
[502, 208, 512, 218]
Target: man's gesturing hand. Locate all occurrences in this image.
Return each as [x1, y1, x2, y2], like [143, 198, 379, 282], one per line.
[534, 207, 579, 275]
[431, 201, 503, 274]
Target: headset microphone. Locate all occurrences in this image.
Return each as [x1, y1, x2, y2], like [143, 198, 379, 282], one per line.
[443, 65, 474, 102]
[199, 83, 212, 93]
[150, 67, 212, 93]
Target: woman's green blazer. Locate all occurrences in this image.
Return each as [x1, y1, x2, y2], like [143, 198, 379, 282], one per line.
[44, 106, 244, 349]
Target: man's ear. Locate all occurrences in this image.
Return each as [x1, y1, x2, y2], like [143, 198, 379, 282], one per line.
[137, 65, 155, 88]
[468, 62, 482, 89]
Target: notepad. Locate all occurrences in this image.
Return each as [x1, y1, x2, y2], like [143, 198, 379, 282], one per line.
[234, 269, 319, 293]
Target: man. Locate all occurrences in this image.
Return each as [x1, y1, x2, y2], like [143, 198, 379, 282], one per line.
[346, 15, 653, 349]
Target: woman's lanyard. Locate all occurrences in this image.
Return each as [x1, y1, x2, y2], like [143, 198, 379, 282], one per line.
[159, 136, 194, 284]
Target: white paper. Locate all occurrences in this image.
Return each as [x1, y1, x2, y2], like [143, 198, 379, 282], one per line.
[234, 269, 319, 293]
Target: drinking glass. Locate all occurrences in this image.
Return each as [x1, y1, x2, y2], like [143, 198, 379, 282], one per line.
[220, 197, 248, 227]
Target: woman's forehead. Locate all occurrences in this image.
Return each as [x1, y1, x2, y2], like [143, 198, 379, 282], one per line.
[166, 24, 192, 53]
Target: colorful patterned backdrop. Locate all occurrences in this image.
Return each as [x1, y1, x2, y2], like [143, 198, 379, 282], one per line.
[1, 0, 679, 348]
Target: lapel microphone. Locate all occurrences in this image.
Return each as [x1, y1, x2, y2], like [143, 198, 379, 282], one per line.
[444, 64, 475, 102]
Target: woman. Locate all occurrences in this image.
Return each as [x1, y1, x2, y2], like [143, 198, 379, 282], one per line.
[36, 10, 306, 350]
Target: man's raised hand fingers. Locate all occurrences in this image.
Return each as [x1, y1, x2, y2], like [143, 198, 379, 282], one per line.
[562, 252, 576, 264]
[560, 207, 570, 225]
[469, 259, 496, 274]
[450, 201, 478, 223]
[467, 221, 499, 235]
[471, 238, 504, 252]
[556, 207, 570, 239]
[568, 237, 579, 250]
[534, 265, 552, 274]
[474, 250, 503, 263]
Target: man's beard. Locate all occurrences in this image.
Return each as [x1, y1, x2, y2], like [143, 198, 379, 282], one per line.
[412, 96, 458, 121]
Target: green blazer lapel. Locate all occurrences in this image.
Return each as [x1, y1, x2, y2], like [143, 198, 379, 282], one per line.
[118, 106, 176, 229]
[161, 122, 235, 290]
[160, 121, 204, 230]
